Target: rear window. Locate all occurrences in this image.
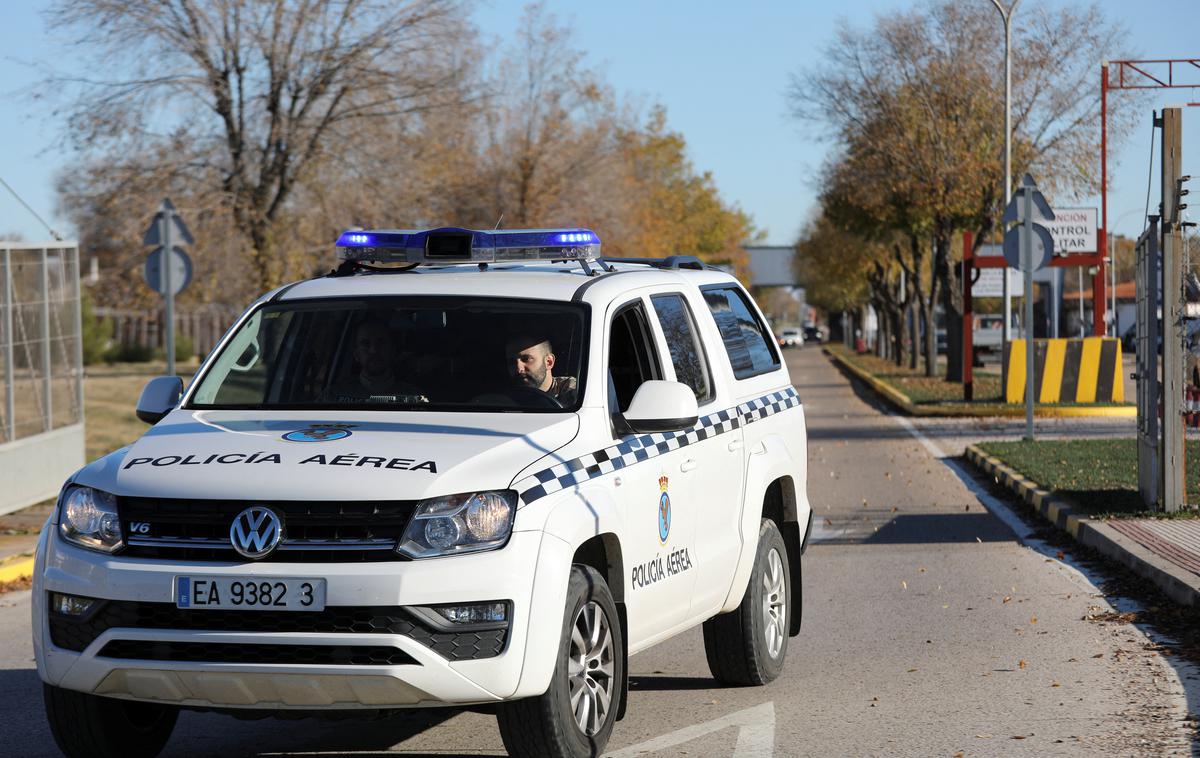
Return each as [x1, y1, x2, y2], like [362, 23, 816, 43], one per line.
[701, 285, 780, 379]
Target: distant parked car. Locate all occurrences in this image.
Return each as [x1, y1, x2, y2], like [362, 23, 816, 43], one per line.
[778, 327, 804, 348]
[803, 325, 825, 344]
[974, 314, 1008, 354]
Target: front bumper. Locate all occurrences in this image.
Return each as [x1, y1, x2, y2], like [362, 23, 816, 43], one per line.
[34, 527, 572, 709]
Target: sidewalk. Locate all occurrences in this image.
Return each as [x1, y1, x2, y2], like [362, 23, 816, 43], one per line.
[967, 444, 1200, 607]
[0, 502, 48, 584]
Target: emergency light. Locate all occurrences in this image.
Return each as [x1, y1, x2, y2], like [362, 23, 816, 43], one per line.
[335, 227, 601, 265]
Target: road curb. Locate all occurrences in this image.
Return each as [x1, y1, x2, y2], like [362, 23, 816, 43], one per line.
[0, 555, 35, 584]
[824, 348, 1135, 418]
[823, 348, 917, 414]
[964, 444, 1200, 607]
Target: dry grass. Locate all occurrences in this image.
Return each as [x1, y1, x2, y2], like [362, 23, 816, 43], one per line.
[828, 344, 1002, 403]
[83, 361, 199, 462]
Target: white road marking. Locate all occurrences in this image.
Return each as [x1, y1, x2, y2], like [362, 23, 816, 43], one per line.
[891, 414, 946, 459]
[604, 701, 775, 757]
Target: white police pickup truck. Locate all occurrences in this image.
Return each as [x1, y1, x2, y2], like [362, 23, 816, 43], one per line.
[33, 227, 811, 758]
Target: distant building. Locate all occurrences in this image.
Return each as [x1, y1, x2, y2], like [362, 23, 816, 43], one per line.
[744, 246, 797, 287]
[743, 245, 809, 327]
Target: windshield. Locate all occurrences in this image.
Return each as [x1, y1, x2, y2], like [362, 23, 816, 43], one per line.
[189, 296, 588, 412]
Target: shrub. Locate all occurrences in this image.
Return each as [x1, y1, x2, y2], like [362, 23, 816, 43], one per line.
[80, 294, 114, 365]
[105, 342, 155, 363]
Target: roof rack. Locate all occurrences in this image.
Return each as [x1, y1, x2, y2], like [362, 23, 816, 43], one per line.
[601, 256, 713, 271]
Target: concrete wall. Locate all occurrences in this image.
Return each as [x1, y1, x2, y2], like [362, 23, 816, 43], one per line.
[0, 423, 83, 516]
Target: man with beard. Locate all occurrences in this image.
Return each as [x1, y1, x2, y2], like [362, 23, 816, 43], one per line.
[505, 334, 577, 406]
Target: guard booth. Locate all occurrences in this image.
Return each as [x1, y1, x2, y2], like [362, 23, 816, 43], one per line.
[0, 241, 85, 515]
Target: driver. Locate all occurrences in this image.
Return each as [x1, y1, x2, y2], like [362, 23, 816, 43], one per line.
[327, 318, 424, 402]
[506, 334, 577, 406]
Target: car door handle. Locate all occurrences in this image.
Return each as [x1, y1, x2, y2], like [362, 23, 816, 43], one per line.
[727, 439, 744, 452]
[680, 458, 698, 473]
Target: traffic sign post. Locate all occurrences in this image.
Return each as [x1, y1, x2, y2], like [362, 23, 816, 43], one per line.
[142, 200, 194, 377]
[1001, 174, 1055, 440]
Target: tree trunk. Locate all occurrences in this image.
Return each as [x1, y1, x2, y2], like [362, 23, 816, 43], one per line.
[890, 308, 904, 366]
[937, 228, 964, 383]
[922, 301, 937, 377]
[906, 303, 917, 369]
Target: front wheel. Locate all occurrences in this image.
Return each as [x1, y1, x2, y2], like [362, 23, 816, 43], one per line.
[497, 564, 624, 757]
[702, 518, 791, 686]
[43, 683, 178, 758]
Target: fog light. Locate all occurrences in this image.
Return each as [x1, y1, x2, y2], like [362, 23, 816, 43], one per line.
[432, 602, 508, 625]
[50, 592, 97, 617]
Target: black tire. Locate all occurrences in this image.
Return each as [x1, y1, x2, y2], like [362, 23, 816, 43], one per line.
[43, 683, 178, 758]
[497, 565, 624, 758]
[702, 518, 791, 686]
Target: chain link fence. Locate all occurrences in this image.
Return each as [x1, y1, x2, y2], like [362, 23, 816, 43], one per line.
[0, 242, 85, 514]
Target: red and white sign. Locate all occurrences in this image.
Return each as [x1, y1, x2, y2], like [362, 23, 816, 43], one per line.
[1043, 207, 1097, 254]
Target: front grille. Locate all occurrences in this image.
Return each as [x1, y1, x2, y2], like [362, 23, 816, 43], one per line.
[49, 600, 508, 661]
[97, 640, 418, 666]
[118, 498, 417, 562]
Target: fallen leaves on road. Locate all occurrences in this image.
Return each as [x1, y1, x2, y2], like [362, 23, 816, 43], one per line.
[1030, 615, 1038, 625]
[1003, 595, 1012, 604]
[1018, 659, 1026, 669]
[901, 580, 908, 590]
[0, 576, 31, 595]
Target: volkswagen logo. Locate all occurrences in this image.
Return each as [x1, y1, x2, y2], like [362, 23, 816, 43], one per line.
[229, 506, 283, 559]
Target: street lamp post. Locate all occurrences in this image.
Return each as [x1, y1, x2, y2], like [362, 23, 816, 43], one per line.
[990, 0, 1020, 359]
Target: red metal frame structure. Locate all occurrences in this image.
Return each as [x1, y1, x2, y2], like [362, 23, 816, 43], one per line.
[1102, 59, 1200, 334]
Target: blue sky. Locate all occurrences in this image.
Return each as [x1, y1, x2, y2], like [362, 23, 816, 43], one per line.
[2, 0, 1199, 248]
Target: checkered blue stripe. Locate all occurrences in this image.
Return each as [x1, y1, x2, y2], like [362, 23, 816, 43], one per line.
[515, 386, 800, 504]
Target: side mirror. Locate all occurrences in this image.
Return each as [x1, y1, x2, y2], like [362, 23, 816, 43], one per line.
[623, 380, 699, 433]
[136, 376, 184, 425]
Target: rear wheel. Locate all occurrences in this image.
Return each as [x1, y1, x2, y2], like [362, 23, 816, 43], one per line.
[702, 518, 791, 686]
[44, 683, 178, 758]
[497, 564, 624, 757]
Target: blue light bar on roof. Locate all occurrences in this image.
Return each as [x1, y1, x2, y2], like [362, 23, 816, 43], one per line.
[335, 227, 601, 265]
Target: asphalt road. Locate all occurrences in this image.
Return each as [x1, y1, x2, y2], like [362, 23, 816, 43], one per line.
[1, 347, 1193, 756]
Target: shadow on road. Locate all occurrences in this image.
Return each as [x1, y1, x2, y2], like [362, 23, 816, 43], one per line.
[814, 511, 1014, 546]
[629, 675, 717, 692]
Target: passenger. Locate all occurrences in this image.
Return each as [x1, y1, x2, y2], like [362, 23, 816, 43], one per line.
[506, 334, 577, 405]
[327, 319, 423, 402]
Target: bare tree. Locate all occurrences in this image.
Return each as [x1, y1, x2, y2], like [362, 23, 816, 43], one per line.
[48, 0, 473, 290]
[790, 1, 1139, 382]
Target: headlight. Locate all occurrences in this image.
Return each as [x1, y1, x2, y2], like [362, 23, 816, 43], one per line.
[397, 491, 515, 559]
[58, 486, 123, 553]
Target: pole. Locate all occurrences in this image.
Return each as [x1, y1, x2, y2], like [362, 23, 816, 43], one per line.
[1097, 62, 1110, 337]
[162, 206, 175, 377]
[989, 0, 1019, 389]
[2, 248, 13, 443]
[40, 247, 52, 432]
[1161, 108, 1184, 511]
[1022, 186, 1035, 439]
[963, 231, 974, 401]
[71, 244, 84, 425]
[1078, 268, 1084, 337]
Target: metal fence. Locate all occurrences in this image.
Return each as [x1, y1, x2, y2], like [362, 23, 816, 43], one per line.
[95, 304, 241, 359]
[1, 242, 84, 444]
